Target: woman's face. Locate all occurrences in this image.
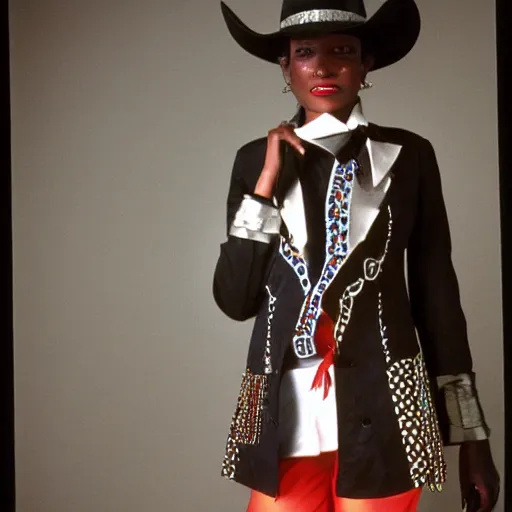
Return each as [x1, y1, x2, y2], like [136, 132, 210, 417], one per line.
[281, 33, 373, 122]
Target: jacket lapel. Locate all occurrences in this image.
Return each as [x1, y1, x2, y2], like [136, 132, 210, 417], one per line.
[278, 129, 402, 261]
[348, 137, 402, 249]
[280, 179, 308, 253]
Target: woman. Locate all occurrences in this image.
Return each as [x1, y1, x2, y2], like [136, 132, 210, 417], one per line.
[213, 0, 500, 510]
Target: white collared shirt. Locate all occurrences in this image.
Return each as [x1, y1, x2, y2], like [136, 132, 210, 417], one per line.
[294, 100, 368, 142]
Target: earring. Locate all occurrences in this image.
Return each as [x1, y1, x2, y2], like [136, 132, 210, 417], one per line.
[361, 80, 373, 90]
[282, 82, 292, 94]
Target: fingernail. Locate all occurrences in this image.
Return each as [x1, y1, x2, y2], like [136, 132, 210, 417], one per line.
[300, 147, 305, 155]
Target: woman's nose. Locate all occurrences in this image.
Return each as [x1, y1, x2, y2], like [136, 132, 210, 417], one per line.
[312, 57, 336, 79]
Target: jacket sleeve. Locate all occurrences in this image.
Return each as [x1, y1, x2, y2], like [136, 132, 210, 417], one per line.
[407, 137, 490, 444]
[213, 146, 281, 321]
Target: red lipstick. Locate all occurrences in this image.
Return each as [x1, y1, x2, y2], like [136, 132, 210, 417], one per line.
[310, 84, 340, 96]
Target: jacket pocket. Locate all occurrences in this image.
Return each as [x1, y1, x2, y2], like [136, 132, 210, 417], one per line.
[386, 352, 446, 491]
[221, 370, 269, 479]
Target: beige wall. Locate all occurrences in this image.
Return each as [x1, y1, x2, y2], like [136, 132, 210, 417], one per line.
[10, 0, 503, 510]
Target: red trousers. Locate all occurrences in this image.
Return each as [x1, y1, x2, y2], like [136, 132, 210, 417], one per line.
[247, 452, 422, 512]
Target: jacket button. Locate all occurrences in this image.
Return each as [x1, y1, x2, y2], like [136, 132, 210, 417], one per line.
[361, 417, 372, 428]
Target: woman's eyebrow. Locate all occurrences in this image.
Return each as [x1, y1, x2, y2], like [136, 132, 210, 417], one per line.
[294, 40, 316, 45]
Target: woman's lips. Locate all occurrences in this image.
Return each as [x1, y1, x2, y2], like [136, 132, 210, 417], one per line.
[310, 85, 340, 96]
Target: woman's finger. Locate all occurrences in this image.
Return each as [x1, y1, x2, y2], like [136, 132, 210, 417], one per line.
[279, 127, 305, 155]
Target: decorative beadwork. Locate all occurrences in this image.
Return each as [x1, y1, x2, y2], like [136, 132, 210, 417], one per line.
[386, 353, 446, 491]
[279, 238, 311, 295]
[221, 434, 239, 480]
[364, 206, 392, 281]
[417, 356, 446, 490]
[264, 286, 276, 375]
[292, 160, 357, 358]
[378, 293, 391, 365]
[336, 278, 364, 345]
[221, 370, 269, 480]
[280, 9, 366, 29]
[334, 206, 392, 351]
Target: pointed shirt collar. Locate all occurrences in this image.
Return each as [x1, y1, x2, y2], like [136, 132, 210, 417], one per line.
[294, 101, 368, 142]
[293, 101, 400, 188]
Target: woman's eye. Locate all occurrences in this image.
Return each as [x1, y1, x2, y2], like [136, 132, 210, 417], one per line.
[296, 47, 314, 57]
[334, 46, 355, 55]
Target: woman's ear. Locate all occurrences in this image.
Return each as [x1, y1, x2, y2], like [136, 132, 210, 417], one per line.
[279, 56, 291, 83]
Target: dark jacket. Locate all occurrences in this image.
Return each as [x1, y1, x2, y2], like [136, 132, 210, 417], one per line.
[213, 121, 489, 499]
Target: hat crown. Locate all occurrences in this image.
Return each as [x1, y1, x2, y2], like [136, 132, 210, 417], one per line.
[280, 0, 367, 22]
[220, 0, 420, 71]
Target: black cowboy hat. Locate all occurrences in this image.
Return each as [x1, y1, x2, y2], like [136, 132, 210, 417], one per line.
[221, 0, 421, 71]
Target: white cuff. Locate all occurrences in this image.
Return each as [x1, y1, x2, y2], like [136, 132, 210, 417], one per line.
[437, 373, 491, 443]
[229, 195, 281, 244]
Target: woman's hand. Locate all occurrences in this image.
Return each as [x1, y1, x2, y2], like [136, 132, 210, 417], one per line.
[254, 122, 305, 199]
[459, 439, 500, 511]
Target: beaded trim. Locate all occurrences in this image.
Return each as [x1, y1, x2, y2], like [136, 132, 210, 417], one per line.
[292, 160, 357, 358]
[221, 371, 269, 480]
[279, 239, 311, 295]
[264, 286, 276, 375]
[334, 206, 392, 351]
[386, 351, 447, 491]
[378, 288, 446, 490]
[281, 9, 366, 29]
[378, 292, 391, 365]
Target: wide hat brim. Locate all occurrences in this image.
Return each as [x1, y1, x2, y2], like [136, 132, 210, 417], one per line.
[221, 0, 421, 71]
